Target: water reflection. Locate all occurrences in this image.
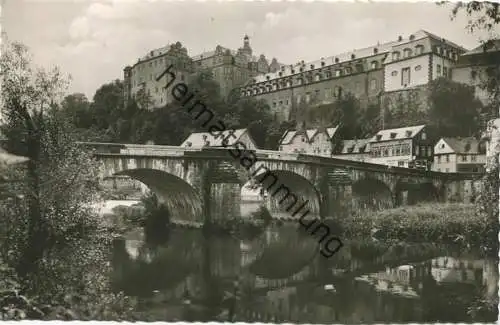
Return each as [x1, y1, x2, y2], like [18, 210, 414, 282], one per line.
[111, 224, 498, 323]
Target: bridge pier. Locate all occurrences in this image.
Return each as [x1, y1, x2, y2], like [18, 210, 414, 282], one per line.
[208, 183, 242, 222]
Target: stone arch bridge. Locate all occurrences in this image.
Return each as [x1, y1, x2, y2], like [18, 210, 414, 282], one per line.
[82, 142, 483, 225]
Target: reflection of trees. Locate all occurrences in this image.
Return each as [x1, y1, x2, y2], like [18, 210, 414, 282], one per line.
[111, 231, 203, 297]
[249, 228, 318, 279]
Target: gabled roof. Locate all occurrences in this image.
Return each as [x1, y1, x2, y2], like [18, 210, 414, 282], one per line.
[369, 125, 426, 143]
[279, 126, 340, 145]
[339, 139, 371, 154]
[440, 137, 483, 154]
[181, 128, 251, 147]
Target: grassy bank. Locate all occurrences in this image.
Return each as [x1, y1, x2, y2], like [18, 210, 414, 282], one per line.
[341, 203, 498, 254]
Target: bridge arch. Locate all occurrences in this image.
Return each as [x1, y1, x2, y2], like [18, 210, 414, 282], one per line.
[394, 180, 440, 206]
[253, 168, 322, 218]
[351, 177, 394, 211]
[114, 168, 203, 223]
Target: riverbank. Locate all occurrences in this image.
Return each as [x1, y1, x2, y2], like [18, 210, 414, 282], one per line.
[340, 203, 498, 255]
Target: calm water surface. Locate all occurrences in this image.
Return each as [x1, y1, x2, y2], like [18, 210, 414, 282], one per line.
[110, 217, 499, 323]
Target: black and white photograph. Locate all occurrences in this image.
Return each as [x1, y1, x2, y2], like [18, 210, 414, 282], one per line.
[0, 0, 499, 323]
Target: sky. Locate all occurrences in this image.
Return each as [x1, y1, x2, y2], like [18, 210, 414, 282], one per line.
[2, 0, 493, 100]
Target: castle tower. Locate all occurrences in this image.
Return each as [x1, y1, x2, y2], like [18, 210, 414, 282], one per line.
[242, 34, 253, 57]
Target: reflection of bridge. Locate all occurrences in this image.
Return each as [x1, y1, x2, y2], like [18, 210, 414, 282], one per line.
[83, 142, 483, 224]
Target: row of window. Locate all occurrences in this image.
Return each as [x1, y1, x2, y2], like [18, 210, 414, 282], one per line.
[370, 144, 432, 158]
[391, 45, 425, 61]
[244, 63, 381, 96]
[436, 65, 452, 78]
[133, 73, 185, 88]
[245, 76, 379, 98]
[391, 65, 422, 77]
[435, 154, 479, 163]
[371, 144, 412, 158]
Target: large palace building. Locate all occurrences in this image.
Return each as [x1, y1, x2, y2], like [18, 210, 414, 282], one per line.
[123, 30, 494, 122]
[123, 35, 283, 108]
[238, 30, 468, 121]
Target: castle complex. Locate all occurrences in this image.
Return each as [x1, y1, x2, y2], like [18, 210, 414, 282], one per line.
[123, 30, 497, 122]
[123, 35, 283, 108]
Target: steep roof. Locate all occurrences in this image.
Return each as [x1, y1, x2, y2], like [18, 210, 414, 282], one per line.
[339, 139, 371, 154]
[181, 129, 250, 147]
[369, 125, 426, 142]
[280, 126, 340, 145]
[441, 137, 483, 154]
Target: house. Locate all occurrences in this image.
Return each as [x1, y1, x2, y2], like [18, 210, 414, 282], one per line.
[432, 137, 486, 173]
[180, 128, 258, 150]
[278, 126, 340, 156]
[369, 124, 433, 169]
[332, 139, 371, 162]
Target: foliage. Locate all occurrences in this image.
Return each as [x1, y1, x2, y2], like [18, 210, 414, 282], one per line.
[341, 203, 497, 255]
[0, 40, 136, 320]
[427, 78, 485, 137]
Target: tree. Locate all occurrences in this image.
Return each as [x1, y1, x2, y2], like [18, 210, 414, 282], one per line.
[427, 77, 484, 137]
[0, 41, 124, 314]
[0, 41, 69, 276]
[91, 80, 124, 131]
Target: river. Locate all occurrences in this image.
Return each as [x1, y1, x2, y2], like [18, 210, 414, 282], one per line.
[107, 202, 499, 323]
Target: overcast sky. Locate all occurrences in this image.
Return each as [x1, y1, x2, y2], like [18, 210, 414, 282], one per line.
[3, 0, 493, 99]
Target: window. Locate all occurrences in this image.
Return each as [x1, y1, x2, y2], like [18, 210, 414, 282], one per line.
[401, 67, 411, 86]
[351, 54, 356, 59]
[446, 155, 450, 163]
[345, 67, 352, 74]
[371, 61, 378, 69]
[391, 71, 398, 77]
[392, 52, 400, 61]
[445, 168, 449, 172]
[398, 161, 405, 167]
[443, 67, 448, 78]
[403, 48, 412, 58]
[471, 155, 477, 162]
[335, 70, 342, 77]
[415, 65, 422, 71]
[461, 154, 467, 162]
[370, 79, 377, 90]
[415, 45, 424, 55]
[315, 74, 321, 82]
[325, 71, 332, 78]
[427, 147, 432, 157]
[390, 132, 397, 139]
[421, 132, 426, 140]
[437, 155, 441, 163]
[437, 65, 441, 75]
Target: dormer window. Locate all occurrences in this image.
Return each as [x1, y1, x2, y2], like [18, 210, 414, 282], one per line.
[415, 45, 424, 55]
[351, 54, 356, 60]
[390, 132, 397, 139]
[315, 74, 321, 81]
[345, 67, 352, 74]
[406, 130, 412, 137]
[376, 134, 382, 141]
[373, 48, 378, 54]
[371, 61, 379, 69]
[335, 70, 342, 77]
[403, 48, 412, 58]
[266, 75, 270, 80]
[310, 64, 315, 70]
[465, 142, 471, 152]
[347, 146, 354, 153]
[335, 57, 339, 63]
[392, 51, 400, 61]
[321, 62, 325, 67]
[421, 132, 426, 140]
